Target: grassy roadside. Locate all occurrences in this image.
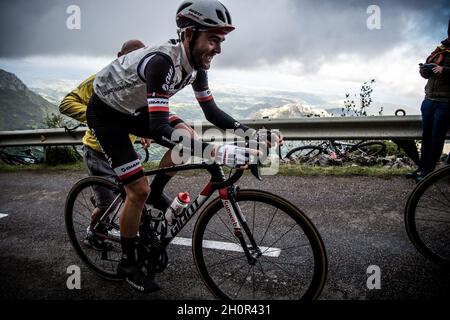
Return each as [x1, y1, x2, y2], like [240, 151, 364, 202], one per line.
[0, 160, 412, 177]
[276, 163, 411, 177]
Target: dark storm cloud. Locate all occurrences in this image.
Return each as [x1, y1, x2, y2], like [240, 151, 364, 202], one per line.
[221, 0, 449, 71]
[0, 0, 176, 57]
[0, 0, 448, 72]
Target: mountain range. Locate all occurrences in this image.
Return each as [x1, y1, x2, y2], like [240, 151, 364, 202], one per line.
[0, 68, 58, 130]
[0, 68, 413, 131]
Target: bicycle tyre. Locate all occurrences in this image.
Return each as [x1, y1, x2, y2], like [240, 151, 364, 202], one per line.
[192, 189, 327, 300]
[285, 146, 323, 164]
[65, 176, 124, 280]
[0, 154, 16, 165]
[348, 141, 386, 157]
[405, 166, 450, 267]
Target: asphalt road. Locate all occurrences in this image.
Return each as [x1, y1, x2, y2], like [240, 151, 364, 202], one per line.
[0, 170, 449, 300]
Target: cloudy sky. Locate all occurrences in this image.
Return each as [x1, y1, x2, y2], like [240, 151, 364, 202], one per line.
[0, 0, 449, 114]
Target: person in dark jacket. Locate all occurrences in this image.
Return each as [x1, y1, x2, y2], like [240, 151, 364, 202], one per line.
[407, 19, 450, 182]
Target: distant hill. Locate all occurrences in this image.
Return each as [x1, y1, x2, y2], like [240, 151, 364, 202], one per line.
[0, 68, 57, 130]
[251, 102, 330, 119]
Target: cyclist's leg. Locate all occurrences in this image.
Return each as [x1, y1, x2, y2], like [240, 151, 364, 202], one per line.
[86, 94, 147, 237]
[116, 176, 160, 292]
[87, 93, 159, 292]
[147, 115, 198, 211]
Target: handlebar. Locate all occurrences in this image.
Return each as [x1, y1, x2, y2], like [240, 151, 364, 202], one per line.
[210, 168, 244, 190]
[209, 163, 262, 190]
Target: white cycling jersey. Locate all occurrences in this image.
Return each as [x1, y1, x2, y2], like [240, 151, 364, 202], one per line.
[94, 40, 198, 115]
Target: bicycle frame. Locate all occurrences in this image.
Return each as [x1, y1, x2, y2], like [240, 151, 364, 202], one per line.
[95, 162, 261, 263]
[322, 140, 369, 158]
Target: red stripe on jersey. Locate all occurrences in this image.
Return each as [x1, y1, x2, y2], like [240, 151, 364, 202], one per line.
[148, 106, 170, 112]
[196, 95, 214, 103]
[118, 166, 143, 180]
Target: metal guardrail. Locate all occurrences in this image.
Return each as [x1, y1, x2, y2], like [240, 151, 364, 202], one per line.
[0, 116, 435, 147]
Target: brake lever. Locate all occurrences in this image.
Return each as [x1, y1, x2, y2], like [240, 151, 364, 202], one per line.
[249, 163, 262, 181]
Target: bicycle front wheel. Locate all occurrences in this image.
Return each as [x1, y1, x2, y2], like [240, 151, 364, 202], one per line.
[65, 176, 124, 280]
[192, 189, 327, 300]
[405, 166, 450, 266]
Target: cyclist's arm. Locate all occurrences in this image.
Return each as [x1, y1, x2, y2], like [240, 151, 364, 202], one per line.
[58, 74, 95, 123]
[192, 70, 256, 137]
[144, 54, 212, 156]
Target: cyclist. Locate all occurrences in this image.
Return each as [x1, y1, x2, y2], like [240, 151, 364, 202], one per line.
[59, 39, 194, 250]
[87, 0, 282, 293]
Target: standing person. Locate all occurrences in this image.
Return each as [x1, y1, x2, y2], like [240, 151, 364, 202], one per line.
[406, 20, 450, 182]
[87, 0, 281, 293]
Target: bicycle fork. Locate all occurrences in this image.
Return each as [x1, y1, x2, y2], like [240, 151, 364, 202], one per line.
[219, 186, 262, 265]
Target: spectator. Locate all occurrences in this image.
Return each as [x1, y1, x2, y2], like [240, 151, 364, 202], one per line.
[406, 19, 450, 182]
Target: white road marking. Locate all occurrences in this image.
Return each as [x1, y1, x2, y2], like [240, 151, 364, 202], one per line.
[0, 213, 8, 219]
[171, 237, 281, 258]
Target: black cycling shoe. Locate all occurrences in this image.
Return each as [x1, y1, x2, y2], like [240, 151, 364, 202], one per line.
[117, 261, 161, 293]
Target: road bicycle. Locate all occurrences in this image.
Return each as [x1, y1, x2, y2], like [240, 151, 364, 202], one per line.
[284, 140, 387, 164]
[405, 165, 450, 267]
[65, 161, 328, 300]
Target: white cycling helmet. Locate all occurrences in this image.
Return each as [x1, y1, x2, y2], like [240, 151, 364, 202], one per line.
[176, 0, 235, 35]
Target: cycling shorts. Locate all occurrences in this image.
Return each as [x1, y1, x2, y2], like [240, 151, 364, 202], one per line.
[86, 93, 184, 185]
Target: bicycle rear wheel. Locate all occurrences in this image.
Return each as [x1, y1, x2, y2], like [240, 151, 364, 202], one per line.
[405, 166, 450, 266]
[65, 176, 124, 280]
[192, 189, 327, 300]
[285, 146, 323, 164]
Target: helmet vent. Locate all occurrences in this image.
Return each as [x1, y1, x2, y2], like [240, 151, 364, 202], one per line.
[204, 18, 218, 25]
[216, 9, 226, 23]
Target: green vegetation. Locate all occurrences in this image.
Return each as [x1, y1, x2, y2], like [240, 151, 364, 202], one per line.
[0, 160, 411, 178]
[276, 163, 410, 177]
[42, 113, 81, 165]
[384, 140, 410, 158]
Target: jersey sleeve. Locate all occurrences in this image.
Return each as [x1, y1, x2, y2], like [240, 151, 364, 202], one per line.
[144, 54, 211, 156]
[192, 70, 254, 137]
[58, 74, 95, 123]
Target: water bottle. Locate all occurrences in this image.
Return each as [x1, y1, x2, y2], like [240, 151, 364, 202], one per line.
[165, 192, 190, 225]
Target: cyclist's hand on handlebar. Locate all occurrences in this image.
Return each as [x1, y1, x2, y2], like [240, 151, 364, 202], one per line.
[213, 145, 261, 169]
